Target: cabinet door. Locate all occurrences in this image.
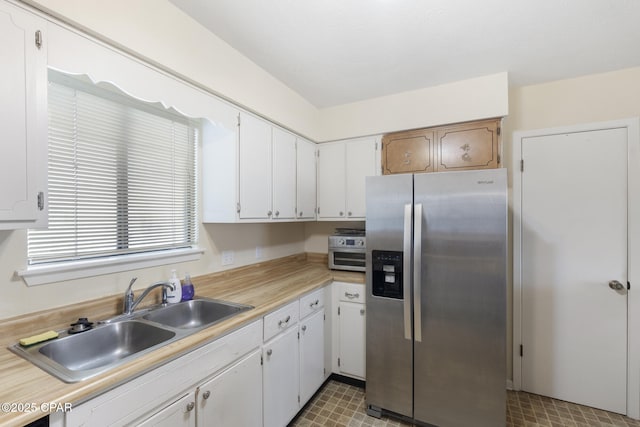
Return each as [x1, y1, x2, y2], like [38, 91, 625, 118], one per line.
[239, 112, 272, 219]
[300, 309, 325, 405]
[0, 2, 47, 228]
[339, 301, 366, 379]
[272, 127, 296, 220]
[345, 138, 378, 219]
[263, 326, 300, 427]
[317, 142, 346, 219]
[197, 350, 262, 427]
[382, 129, 435, 175]
[296, 138, 316, 220]
[137, 391, 196, 427]
[435, 119, 500, 171]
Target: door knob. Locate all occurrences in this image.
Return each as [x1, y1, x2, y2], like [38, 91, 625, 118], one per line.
[609, 280, 625, 291]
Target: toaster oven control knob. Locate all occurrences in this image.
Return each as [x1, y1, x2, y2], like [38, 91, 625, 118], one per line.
[357, 240, 364, 246]
[338, 238, 345, 245]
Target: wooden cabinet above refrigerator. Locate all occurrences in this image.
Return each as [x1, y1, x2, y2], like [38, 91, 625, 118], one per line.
[381, 118, 502, 175]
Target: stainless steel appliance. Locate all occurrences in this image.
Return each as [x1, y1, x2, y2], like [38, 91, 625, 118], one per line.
[328, 229, 366, 272]
[365, 169, 507, 427]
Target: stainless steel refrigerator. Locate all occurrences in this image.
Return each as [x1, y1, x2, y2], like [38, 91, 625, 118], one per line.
[365, 169, 507, 427]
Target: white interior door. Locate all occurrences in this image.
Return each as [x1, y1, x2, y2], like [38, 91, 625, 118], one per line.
[520, 127, 628, 414]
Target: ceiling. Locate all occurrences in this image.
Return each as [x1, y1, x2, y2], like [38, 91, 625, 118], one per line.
[169, 0, 640, 108]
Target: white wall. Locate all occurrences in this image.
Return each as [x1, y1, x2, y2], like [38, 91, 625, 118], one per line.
[318, 72, 509, 141]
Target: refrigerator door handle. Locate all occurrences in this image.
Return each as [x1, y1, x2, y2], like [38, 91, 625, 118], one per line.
[413, 203, 423, 342]
[403, 203, 412, 340]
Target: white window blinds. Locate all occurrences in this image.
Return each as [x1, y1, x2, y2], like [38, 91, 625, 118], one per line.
[28, 72, 197, 265]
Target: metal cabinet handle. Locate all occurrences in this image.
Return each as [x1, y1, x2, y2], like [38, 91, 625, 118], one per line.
[309, 299, 319, 308]
[267, 210, 272, 216]
[278, 315, 291, 327]
[266, 349, 273, 356]
[339, 211, 344, 216]
[348, 211, 352, 216]
[299, 211, 303, 217]
[301, 325, 307, 332]
[275, 210, 280, 217]
[202, 390, 211, 400]
[360, 309, 365, 315]
[345, 292, 359, 299]
[186, 402, 195, 412]
[609, 280, 625, 291]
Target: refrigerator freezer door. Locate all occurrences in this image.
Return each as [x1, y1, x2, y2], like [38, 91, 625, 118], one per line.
[365, 174, 414, 418]
[413, 169, 507, 427]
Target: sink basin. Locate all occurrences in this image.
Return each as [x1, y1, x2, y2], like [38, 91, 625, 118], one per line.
[143, 299, 252, 329]
[39, 321, 175, 372]
[11, 298, 253, 383]
[12, 320, 176, 383]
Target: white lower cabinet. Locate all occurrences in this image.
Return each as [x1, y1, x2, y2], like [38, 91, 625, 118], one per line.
[299, 309, 325, 405]
[137, 391, 196, 427]
[61, 320, 262, 427]
[263, 325, 300, 427]
[334, 282, 366, 380]
[262, 287, 327, 427]
[197, 349, 262, 427]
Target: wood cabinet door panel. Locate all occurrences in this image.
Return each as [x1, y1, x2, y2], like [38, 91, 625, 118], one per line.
[382, 130, 434, 175]
[436, 120, 499, 171]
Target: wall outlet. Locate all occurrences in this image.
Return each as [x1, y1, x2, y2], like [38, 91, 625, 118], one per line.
[255, 246, 263, 259]
[221, 250, 234, 266]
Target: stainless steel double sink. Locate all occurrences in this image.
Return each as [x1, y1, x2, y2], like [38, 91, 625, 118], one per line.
[10, 298, 253, 383]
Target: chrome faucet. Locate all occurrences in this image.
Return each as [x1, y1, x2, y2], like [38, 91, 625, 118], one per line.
[123, 277, 175, 315]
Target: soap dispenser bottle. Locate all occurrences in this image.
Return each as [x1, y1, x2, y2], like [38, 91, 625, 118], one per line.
[166, 269, 182, 304]
[181, 273, 195, 301]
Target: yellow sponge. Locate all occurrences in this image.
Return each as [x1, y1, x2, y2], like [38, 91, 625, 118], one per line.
[19, 330, 59, 347]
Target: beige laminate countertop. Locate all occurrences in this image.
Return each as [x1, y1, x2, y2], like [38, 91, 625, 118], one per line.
[0, 254, 364, 427]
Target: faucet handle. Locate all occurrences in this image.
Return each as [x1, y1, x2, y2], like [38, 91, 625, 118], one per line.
[126, 277, 137, 294]
[123, 277, 138, 314]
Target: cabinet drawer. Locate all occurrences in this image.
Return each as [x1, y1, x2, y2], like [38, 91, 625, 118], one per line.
[299, 288, 324, 319]
[338, 282, 365, 304]
[264, 300, 299, 341]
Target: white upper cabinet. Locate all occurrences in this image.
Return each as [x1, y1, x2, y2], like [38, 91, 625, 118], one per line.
[317, 136, 380, 220]
[296, 137, 317, 220]
[0, 2, 47, 229]
[317, 142, 346, 219]
[272, 127, 297, 220]
[203, 111, 315, 223]
[239, 112, 273, 220]
[346, 138, 378, 218]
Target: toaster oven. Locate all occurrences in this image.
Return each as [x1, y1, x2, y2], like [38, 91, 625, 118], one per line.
[328, 232, 366, 272]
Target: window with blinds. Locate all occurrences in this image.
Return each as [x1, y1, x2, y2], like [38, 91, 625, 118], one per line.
[28, 72, 198, 265]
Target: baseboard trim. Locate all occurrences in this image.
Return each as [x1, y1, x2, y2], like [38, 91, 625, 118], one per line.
[329, 373, 366, 389]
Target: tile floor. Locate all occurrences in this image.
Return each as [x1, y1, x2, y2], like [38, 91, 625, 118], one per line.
[290, 380, 640, 427]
